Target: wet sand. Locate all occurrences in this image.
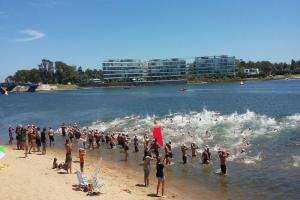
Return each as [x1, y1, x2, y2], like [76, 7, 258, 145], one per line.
[0, 145, 222, 200]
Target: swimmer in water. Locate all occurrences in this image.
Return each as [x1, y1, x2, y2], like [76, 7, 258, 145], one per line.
[202, 145, 211, 164]
[218, 149, 230, 175]
[133, 135, 139, 152]
[164, 141, 173, 165]
[181, 144, 188, 164]
[191, 143, 199, 157]
[124, 140, 129, 161]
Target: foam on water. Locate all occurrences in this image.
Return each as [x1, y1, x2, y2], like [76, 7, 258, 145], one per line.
[292, 155, 300, 167]
[88, 110, 300, 165]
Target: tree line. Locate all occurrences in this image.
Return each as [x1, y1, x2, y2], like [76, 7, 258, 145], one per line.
[5, 58, 300, 84]
[5, 59, 103, 84]
[236, 59, 300, 77]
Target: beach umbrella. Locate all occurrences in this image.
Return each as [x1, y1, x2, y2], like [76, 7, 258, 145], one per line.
[0, 146, 6, 159]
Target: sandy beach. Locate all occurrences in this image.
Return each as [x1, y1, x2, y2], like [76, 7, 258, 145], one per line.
[0, 145, 192, 200]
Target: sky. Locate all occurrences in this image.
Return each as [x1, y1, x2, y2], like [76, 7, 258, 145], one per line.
[0, 0, 300, 81]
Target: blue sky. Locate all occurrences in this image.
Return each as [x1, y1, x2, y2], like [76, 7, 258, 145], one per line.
[0, 0, 300, 81]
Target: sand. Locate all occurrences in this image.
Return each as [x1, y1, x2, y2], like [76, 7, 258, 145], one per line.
[0, 146, 187, 200]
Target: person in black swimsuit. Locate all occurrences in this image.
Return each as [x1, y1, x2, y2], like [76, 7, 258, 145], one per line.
[156, 156, 165, 197]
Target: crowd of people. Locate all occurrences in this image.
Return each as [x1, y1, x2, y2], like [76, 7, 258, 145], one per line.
[8, 122, 231, 198]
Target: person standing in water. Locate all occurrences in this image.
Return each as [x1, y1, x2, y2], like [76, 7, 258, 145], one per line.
[8, 126, 14, 144]
[151, 139, 160, 158]
[61, 123, 66, 136]
[79, 148, 86, 173]
[156, 156, 165, 197]
[218, 149, 230, 175]
[15, 125, 22, 150]
[164, 141, 173, 165]
[191, 142, 199, 157]
[181, 144, 188, 164]
[48, 127, 55, 147]
[35, 127, 41, 152]
[133, 135, 139, 152]
[41, 128, 47, 155]
[124, 140, 129, 161]
[202, 145, 212, 164]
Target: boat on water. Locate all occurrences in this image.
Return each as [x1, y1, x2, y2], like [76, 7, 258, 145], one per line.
[178, 88, 187, 92]
[240, 81, 245, 86]
[0, 87, 8, 95]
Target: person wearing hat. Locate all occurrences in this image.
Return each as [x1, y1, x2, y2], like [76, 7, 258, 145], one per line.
[202, 145, 211, 164]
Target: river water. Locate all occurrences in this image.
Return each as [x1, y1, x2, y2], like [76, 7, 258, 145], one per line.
[0, 79, 300, 199]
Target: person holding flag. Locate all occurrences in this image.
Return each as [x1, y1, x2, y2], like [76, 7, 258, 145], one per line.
[152, 121, 164, 159]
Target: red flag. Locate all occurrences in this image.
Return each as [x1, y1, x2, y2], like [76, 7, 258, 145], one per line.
[152, 126, 163, 147]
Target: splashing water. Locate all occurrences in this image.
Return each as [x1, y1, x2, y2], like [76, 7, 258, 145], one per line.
[292, 155, 300, 167]
[88, 109, 300, 165]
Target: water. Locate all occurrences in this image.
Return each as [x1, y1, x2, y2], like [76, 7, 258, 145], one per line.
[1, 79, 300, 199]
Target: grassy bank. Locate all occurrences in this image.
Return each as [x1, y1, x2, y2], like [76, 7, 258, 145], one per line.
[49, 84, 80, 91]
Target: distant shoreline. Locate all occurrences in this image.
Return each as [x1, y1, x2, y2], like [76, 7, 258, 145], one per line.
[2, 74, 300, 94]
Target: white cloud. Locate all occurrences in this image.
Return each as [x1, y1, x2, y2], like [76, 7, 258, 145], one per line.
[15, 29, 45, 42]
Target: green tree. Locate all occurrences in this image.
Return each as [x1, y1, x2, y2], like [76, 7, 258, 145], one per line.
[38, 59, 55, 83]
[54, 61, 79, 84]
[13, 69, 41, 83]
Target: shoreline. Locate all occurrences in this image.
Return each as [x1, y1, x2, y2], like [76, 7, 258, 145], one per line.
[3, 75, 300, 93]
[0, 144, 218, 200]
